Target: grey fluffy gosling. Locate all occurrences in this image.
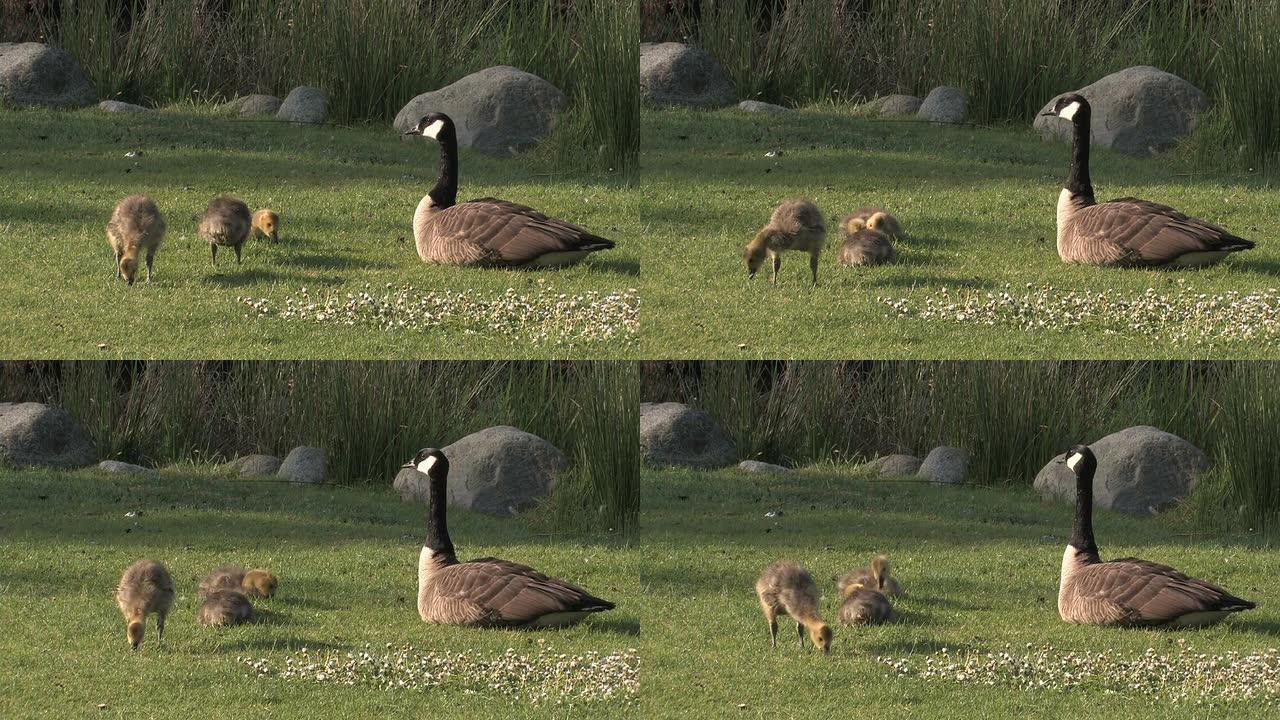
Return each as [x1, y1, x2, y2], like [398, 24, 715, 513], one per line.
[106, 195, 165, 285]
[198, 566, 278, 599]
[197, 589, 255, 627]
[199, 196, 252, 265]
[755, 561, 832, 654]
[743, 198, 826, 285]
[837, 556, 896, 625]
[847, 207, 903, 239]
[837, 554, 903, 599]
[837, 215, 896, 266]
[116, 559, 175, 650]
[242, 568, 278, 599]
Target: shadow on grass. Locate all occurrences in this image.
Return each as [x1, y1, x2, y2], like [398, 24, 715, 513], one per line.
[588, 258, 641, 277]
[583, 617, 641, 637]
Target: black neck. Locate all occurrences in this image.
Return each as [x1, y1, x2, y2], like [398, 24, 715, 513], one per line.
[1071, 466, 1099, 558]
[1066, 114, 1094, 201]
[429, 132, 458, 209]
[425, 469, 455, 559]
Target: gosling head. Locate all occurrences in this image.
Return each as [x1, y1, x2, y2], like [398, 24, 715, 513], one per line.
[126, 620, 144, 650]
[253, 210, 280, 243]
[405, 113, 455, 143]
[1062, 444, 1097, 478]
[811, 622, 833, 655]
[118, 256, 140, 285]
[243, 568, 278, 598]
[742, 232, 772, 278]
[866, 212, 889, 233]
[1043, 93, 1090, 123]
[843, 216, 867, 235]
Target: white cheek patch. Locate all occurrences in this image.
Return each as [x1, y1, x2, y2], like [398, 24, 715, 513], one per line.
[1058, 101, 1081, 122]
[416, 455, 438, 473]
[1066, 453, 1082, 471]
[421, 119, 445, 139]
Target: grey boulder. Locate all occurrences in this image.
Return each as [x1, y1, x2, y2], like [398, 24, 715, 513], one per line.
[738, 460, 790, 474]
[277, 446, 326, 484]
[98, 460, 154, 475]
[866, 453, 923, 477]
[0, 402, 96, 469]
[1034, 66, 1207, 156]
[640, 402, 736, 468]
[394, 66, 567, 155]
[99, 100, 150, 113]
[739, 100, 791, 114]
[1033, 426, 1207, 515]
[232, 94, 282, 117]
[277, 85, 327, 124]
[441, 426, 567, 516]
[0, 42, 96, 109]
[640, 42, 735, 108]
[919, 446, 969, 484]
[230, 454, 282, 477]
[393, 467, 430, 503]
[918, 86, 967, 124]
[878, 94, 922, 117]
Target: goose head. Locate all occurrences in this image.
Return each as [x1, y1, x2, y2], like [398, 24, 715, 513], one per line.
[404, 447, 449, 477]
[404, 113, 456, 143]
[1062, 444, 1096, 479]
[1042, 93, 1090, 124]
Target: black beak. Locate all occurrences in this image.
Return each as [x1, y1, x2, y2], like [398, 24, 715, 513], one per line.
[1040, 111, 1055, 117]
[403, 129, 417, 136]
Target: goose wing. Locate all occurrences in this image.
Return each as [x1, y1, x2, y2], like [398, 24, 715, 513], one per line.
[1071, 199, 1254, 266]
[1076, 558, 1254, 625]
[426, 199, 614, 267]
[439, 557, 614, 626]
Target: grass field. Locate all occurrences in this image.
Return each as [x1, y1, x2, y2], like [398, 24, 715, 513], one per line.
[0, 107, 640, 359]
[640, 107, 1280, 359]
[641, 467, 1280, 719]
[0, 469, 639, 719]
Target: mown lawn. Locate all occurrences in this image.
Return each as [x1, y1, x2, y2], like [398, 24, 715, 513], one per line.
[640, 107, 1280, 359]
[0, 469, 639, 719]
[0, 108, 640, 359]
[640, 466, 1280, 719]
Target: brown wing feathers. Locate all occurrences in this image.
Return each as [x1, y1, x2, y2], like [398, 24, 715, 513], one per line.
[438, 558, 614, 626]
[432, 200, 614, 266]
[1076, 199, 1255, 265]
[1078, 558, 1255, 625]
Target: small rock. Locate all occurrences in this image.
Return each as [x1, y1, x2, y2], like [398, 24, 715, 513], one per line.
[738, 460, 790, 474]
[738, 100, 791, 114]
[0, 42, 96, 108]
[229, 454, 282, 477]
[640, 402, 737, 469]
[277, 86, 327, 124]
[917, 86, 967, 124]
[0, 402, 96, 469]
[919, 446, 969, 484]
[640, 42, 736, 108]
[878, 94, 922, 117]
[232, 94, 282, 117]
[865, 454, 923, 477]
[277, 446, 326, 484]
[98, 460, 154, 475]
[98, 100, 150, 113]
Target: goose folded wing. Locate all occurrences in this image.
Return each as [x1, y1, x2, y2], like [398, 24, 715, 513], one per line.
[1083, 558, 1253, 624]
[448, 558, 613, 625]
[1075, 200, 1254, 265]
[433, 199, 614, 266]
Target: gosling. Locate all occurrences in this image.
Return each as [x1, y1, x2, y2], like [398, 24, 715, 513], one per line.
[198, 566, 278, 599]
[241, 568, 278, 599]
[755, 560, 832, 655]
[106, 195, 165, 285]
[199, 196, 252, 265]
[116, 559, 175, 650]
[837, 215, 895, 266]
[742, 198, 826, 286]
[837, 579, 895, 626]
[837, 554, 903, 599]
[848, 207, 903, 239]
[251, 209, 281, 243]
[197, 589, 255, 627]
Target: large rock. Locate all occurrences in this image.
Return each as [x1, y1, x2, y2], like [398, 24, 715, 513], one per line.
[0, 402, 96, 469]
[232, 94, 281, 117]
[0, 42, 96, 109]
[393, 66, 567, 155]
[878, 94, 922, 117]
[918, 86, 967, 124]
[277, 446, 326, 484]
[866, 454, 922, 477]
[441, 426, 567, 516]
[98, 460, 154, 475]
[739, 100, 791, 114]
[1033, 426, 1207, 515]
[738, 460, 790, 474]
[393, 467, 429, 503]
[1034, 66, 1207, 156]
[277, 85, 327, 124]
[230, 454, 281, 477]
[919, 446, 969, 484]
[640, 402, 736, 468]
[99, 100, 150, 113]
[640, 42, 735, 108]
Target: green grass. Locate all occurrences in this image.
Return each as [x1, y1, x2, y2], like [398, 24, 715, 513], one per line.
[0, 468, 639, 719]
[640, 106, 1280, 359]
[641, 467, 1280, 719]
[0, 108, 641, 359]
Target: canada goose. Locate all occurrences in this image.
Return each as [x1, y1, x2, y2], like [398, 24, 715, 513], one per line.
[1042, 94, 1254, 268]
[241, 568, 278, 599]
[742, 198, 826, 285]
[199, 196, 252, 265]
[836, 216, 896, 266]
[251, 209, 280, 243]
[116, 559, 175, 650]
[837, 554, 903, 599]
[106, 195, 165, 285]
[837, 580, 895, 626]
[404, 113, 614, 268]
[755, 561, 832, 654]
[196, 589, 254, 627]
[403, 448, 615, 628]
[1057, 444, 1255, 627]
[848, 207, 903, 240]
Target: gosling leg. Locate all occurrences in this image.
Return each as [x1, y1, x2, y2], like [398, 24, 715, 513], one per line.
[771, 254, 781, 286]
[145, 249, 156, 283]
[234, 244, 242, 265]
[762, 603, 778, 648]
[797, 620, 805, 648]
[809, 251, 820, 287]
[211, 244, 218, 265]
[156, 610, 166, 645]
